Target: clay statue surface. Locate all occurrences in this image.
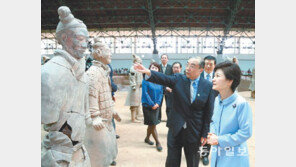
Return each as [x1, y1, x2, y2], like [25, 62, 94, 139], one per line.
[125, 54, 143, 123]
[41, 6, 91, 167]
[249, 67, 255, 98]
[84, 37, 118, 167]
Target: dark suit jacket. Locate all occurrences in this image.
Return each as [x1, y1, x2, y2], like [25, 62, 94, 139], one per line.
[200, 71, 219, 97]
[147, 71, 215, 143]
[160, 64, 173, 75]
[160, 64, 173, 95]
[108, 64, 117, 96]
[200, 71, 214, 80]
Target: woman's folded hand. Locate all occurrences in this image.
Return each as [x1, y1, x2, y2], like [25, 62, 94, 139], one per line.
[207, 133, 219, 145]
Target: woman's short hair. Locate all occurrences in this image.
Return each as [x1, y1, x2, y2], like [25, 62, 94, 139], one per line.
[149, 62, 161, 72]
[214, 61, 242, 92]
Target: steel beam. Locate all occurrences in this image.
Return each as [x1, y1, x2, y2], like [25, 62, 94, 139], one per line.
[217, 0, 242, 54]
[147, 0, 158, 54]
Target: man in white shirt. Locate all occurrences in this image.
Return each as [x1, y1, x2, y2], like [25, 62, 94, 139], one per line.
[200, 55, 216, 82]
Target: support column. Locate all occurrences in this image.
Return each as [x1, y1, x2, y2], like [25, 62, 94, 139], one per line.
[218, 0, 242, 55]
[147, 0, 159, 62]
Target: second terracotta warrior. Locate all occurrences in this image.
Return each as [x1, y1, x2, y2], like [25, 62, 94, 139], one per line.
[125, 54, 143, 123]
[84, 37, 118, 167]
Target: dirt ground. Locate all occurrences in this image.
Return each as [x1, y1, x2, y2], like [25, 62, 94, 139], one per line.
[41, 90, 255, 167]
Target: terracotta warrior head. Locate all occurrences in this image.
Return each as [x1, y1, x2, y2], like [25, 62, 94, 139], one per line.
[55, 6, 89, 60]
[91, 37, 112, 65]
[132, 54, 142, 64]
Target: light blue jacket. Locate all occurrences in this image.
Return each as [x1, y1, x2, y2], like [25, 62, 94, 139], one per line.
[210, 92, 252, 167]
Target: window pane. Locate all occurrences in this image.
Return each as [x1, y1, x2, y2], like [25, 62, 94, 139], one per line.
[115, 37, 132, 53]
[240, 38, 255, 54]
[136, 37, 153, 53]
[41, 39, 57, 55]
[157, 37, 176, 53]
[100, 37, 115, 53]
[201, 37, 215, 54]
[179, 37, 197, 53]
[224, 38, 235, 54]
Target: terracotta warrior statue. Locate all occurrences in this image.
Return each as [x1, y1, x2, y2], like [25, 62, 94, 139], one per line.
[84, 37, 118, 167]
[41, 6, 91, 167]
[249, 67, 255, 98]
[125, 54, 143, 123]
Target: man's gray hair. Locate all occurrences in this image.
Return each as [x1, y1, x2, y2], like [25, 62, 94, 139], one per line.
[189, 56, 203, 68]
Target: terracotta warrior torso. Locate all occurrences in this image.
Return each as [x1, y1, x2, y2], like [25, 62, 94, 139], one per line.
[125, 65, 143, 106]
[41, 49, 91, 166]
[86, 60, 114, 125]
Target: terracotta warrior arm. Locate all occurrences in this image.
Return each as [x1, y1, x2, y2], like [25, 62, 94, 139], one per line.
[129, 67, 137, 89]
[87, 68, 101, 117]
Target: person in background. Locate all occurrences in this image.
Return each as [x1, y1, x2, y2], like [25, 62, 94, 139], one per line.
[172, 61, 183, 74]
[207, 61, 253, 167]
[85, 56, 93, 71]
[201, 56, 216, 82]
[247, 68, 252, 75]
[232, 56, 239, 65]
[199, 55, 218, 166]
[108, 63, 121, 139]
[108, 63, 121, 166]
[142, 62, 164, 152]
[159, 54, 173, 122]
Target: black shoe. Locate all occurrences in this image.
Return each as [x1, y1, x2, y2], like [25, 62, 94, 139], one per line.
[116, 135, 120, 139]
[110, 161, 116, 166]
[156, 144, 163, 152]
[144, 138, 154, 145]
[202, 157, 209, 165]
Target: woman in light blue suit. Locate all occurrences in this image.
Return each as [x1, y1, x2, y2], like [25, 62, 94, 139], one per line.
[207, 61, 253, 167]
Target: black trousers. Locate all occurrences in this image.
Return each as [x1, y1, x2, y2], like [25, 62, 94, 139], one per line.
[165, 128, 201, 167]
[112, 118, 115, 129]
[159, 93, 172, 121]
[201, 144, 211, 158]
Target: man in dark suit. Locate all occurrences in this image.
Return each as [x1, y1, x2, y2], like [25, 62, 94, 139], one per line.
[200, 55, 216, 83]
[199, 55, 217, 166]
[108, 64, 121, 166]
[134, 57, 215, 167]
[108, 63, 120, 139]
[159, 54, 173, 121]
